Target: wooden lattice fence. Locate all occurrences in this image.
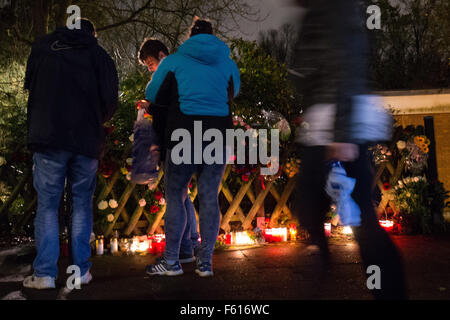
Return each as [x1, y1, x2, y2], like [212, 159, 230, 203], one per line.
[371, 129, 406, 217]
[1, 129, 420, 236]
[95, 165, 297, 237]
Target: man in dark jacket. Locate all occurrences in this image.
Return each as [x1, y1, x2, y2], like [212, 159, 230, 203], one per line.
[290, 0, 407, 299]
[23, 19, 118, 289]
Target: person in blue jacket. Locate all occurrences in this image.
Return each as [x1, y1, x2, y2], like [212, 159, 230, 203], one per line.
[144, 19, 240, 277]
[137, 38, 200, 264]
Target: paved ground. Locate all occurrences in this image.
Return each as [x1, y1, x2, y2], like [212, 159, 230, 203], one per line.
[0, 235, 449, 301]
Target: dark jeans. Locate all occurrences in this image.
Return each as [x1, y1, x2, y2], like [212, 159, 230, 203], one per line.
[292, 145, 408, 300]
[32, 149, 98, 278]
[163, 150, 226, 264]
[180, 196, 200, 257]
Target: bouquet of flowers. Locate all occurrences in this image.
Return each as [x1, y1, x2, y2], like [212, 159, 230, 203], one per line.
[393, 176, 432, 233]
[370, 144, 392, 165]
[95, 199, 119, 233]
[401, 135, 429, 174]
[142, 189, 166, 214]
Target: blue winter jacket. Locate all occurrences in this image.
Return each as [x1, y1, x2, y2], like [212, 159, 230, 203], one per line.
[146, 34, 240, 116]
[144, 34, 240, 153]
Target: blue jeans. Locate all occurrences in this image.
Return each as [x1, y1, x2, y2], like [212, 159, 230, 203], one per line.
[32, 149, 98, 278]
[163, 151, 225, 264]
[180, 196, 200, 257]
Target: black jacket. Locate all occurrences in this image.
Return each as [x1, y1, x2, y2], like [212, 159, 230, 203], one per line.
[290, 0, 371, 145]
[25, 27, 118, 159]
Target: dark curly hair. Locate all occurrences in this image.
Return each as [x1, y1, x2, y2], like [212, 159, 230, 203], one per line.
[189, 19, 213, 37]
[138, 38, 169, 65]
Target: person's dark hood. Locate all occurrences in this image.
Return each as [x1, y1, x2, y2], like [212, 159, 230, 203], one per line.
[177, 34, 230, 65]
[50, 27, 98, 49]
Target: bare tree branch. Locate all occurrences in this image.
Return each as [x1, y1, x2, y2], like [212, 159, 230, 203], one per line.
[97, 0, 153, 32]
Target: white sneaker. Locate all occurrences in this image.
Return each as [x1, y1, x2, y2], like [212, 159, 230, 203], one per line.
[23, 275, 56, 289]
[80, 271, 93, 285]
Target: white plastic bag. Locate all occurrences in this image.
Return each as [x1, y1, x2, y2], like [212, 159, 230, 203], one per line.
[325, 162, 361, 227]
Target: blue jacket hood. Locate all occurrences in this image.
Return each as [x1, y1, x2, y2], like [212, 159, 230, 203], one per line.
[177, 34, 230, 65]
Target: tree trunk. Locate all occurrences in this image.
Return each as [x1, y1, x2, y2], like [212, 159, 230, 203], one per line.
[32, 0, 51, 40]
[54, 0, 72, 28]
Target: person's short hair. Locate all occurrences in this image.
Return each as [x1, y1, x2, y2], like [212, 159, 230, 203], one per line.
[75, 18, 96, 35]
[189, 18, 213, 37]
[138, 38, 169, 65]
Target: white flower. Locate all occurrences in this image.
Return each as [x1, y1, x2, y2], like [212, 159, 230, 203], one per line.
[126, 158, 133, 166]
[126, 172, 131, 181]
[98, 200, 108, 210]
[413, 177, 419, 182]
[159, 198, 166, 206]
[0, 156, 6, 167]
[129, 134, 134, 142]
[139, 199, 146, 207]
[398, 180, 403, 186]
[107, 214, 115, 222]
[396, 140, 406, 150]
[109, 199, 118, 209]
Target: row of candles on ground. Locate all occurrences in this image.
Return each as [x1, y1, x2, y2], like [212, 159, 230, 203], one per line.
[95, 234, 166, 255]
[93, 219, 396, 255]
[324, 220, 395, 237]
[225, 227, 296, 246]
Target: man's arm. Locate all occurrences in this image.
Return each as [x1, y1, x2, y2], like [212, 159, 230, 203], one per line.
[24, 46, 37, 90]
[145, 56, 173, 105]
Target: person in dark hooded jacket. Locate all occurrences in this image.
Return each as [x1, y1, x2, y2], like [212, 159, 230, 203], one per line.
[145, 19, 240, 277]
[23, 18, 118, 289]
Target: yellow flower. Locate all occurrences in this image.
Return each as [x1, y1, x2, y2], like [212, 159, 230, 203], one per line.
[423, 147, 429, 153]
[144, 114, 153, 122]
[120, 167, 128, 175]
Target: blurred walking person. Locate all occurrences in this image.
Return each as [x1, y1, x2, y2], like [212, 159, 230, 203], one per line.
[290, 0, 407, 299]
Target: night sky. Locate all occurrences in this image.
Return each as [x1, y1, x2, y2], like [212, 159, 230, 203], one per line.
[232, 0, 305, 40]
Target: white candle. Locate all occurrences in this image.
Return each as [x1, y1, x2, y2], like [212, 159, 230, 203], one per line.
[110, 238, 118, 254]
[96, 237, 104, 255]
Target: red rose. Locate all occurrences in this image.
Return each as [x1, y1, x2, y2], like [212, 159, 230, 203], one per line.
[154, 191, 163, 201]
[383, 182, 391, 191]
[242, 174, 249, 182]
[150, 205, 160, 213]
[106, 126, 115, 135]
[293, 116, 303, 127]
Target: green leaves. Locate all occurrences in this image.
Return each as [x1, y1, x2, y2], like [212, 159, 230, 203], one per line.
[230, 39, 296, 122]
